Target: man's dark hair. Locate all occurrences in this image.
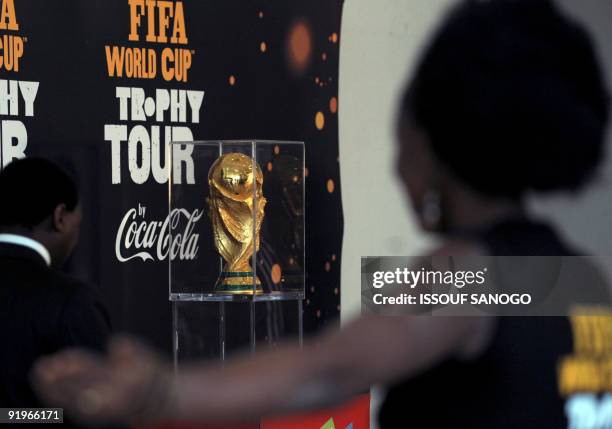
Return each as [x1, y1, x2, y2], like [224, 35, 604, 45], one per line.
[403, 0, 610, 198]
[0, 157, 79, 229]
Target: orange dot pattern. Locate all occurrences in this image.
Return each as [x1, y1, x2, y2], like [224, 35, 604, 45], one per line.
[315, 111, 325, 130]
[271, 264, 282, 284]
[287, 20, 312, 73]
[252, 12, 341, 328]
[329, 97, 337, 114]
[309, 23, 341, 327]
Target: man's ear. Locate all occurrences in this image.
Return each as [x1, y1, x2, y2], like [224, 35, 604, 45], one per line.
[52, 203, 68, 233]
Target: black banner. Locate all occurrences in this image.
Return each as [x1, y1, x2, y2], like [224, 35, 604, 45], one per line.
[1, 0, 344, 351]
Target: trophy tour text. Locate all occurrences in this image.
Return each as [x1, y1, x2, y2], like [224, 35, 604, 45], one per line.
[103, 0, 204, 186]
[0, 0, 39, 169]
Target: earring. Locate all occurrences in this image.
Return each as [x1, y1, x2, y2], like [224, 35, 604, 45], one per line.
[421, 189, 441, 229]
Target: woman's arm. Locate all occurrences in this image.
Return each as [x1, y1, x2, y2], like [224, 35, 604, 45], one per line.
[32, 314, 490, 424]
[173, 315, 488, 422]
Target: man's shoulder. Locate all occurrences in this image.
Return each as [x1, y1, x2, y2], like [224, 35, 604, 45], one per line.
[0, 259, 95, 309]
[46, 270, 101, 304]
[48, 270, 112, 350]
[47, 269, 87, 289]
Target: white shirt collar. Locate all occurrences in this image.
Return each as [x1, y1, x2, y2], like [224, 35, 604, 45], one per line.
[0, 234, 52, 267]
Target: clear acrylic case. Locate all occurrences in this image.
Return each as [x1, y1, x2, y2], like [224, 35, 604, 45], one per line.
[168, 140, 305, 364]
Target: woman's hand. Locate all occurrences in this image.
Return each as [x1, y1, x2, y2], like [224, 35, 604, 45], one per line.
[31, 336, 174, 425]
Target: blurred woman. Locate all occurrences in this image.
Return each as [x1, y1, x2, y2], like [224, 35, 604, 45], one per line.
[33, 1, 610, 427]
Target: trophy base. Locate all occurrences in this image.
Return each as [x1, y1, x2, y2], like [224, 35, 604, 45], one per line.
[214, 271, 263, 295]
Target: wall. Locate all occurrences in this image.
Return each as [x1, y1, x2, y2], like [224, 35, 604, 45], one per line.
[338, 0, 453, 322]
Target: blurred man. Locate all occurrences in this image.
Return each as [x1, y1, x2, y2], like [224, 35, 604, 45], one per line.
[0, 158, 112, 427]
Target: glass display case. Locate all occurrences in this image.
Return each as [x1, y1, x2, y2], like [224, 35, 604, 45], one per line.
[168, 140, 305, 365]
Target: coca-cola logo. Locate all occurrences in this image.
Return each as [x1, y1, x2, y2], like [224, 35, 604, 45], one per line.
[115, 204, 202, 262]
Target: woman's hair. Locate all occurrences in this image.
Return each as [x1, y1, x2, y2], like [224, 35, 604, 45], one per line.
[403, 0, 610, 198]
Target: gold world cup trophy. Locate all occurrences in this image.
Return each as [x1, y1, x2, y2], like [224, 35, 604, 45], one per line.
[207, 152, 267, 294]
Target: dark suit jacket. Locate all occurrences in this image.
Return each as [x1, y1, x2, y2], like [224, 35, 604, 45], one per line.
[0, 242, 114, 427]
